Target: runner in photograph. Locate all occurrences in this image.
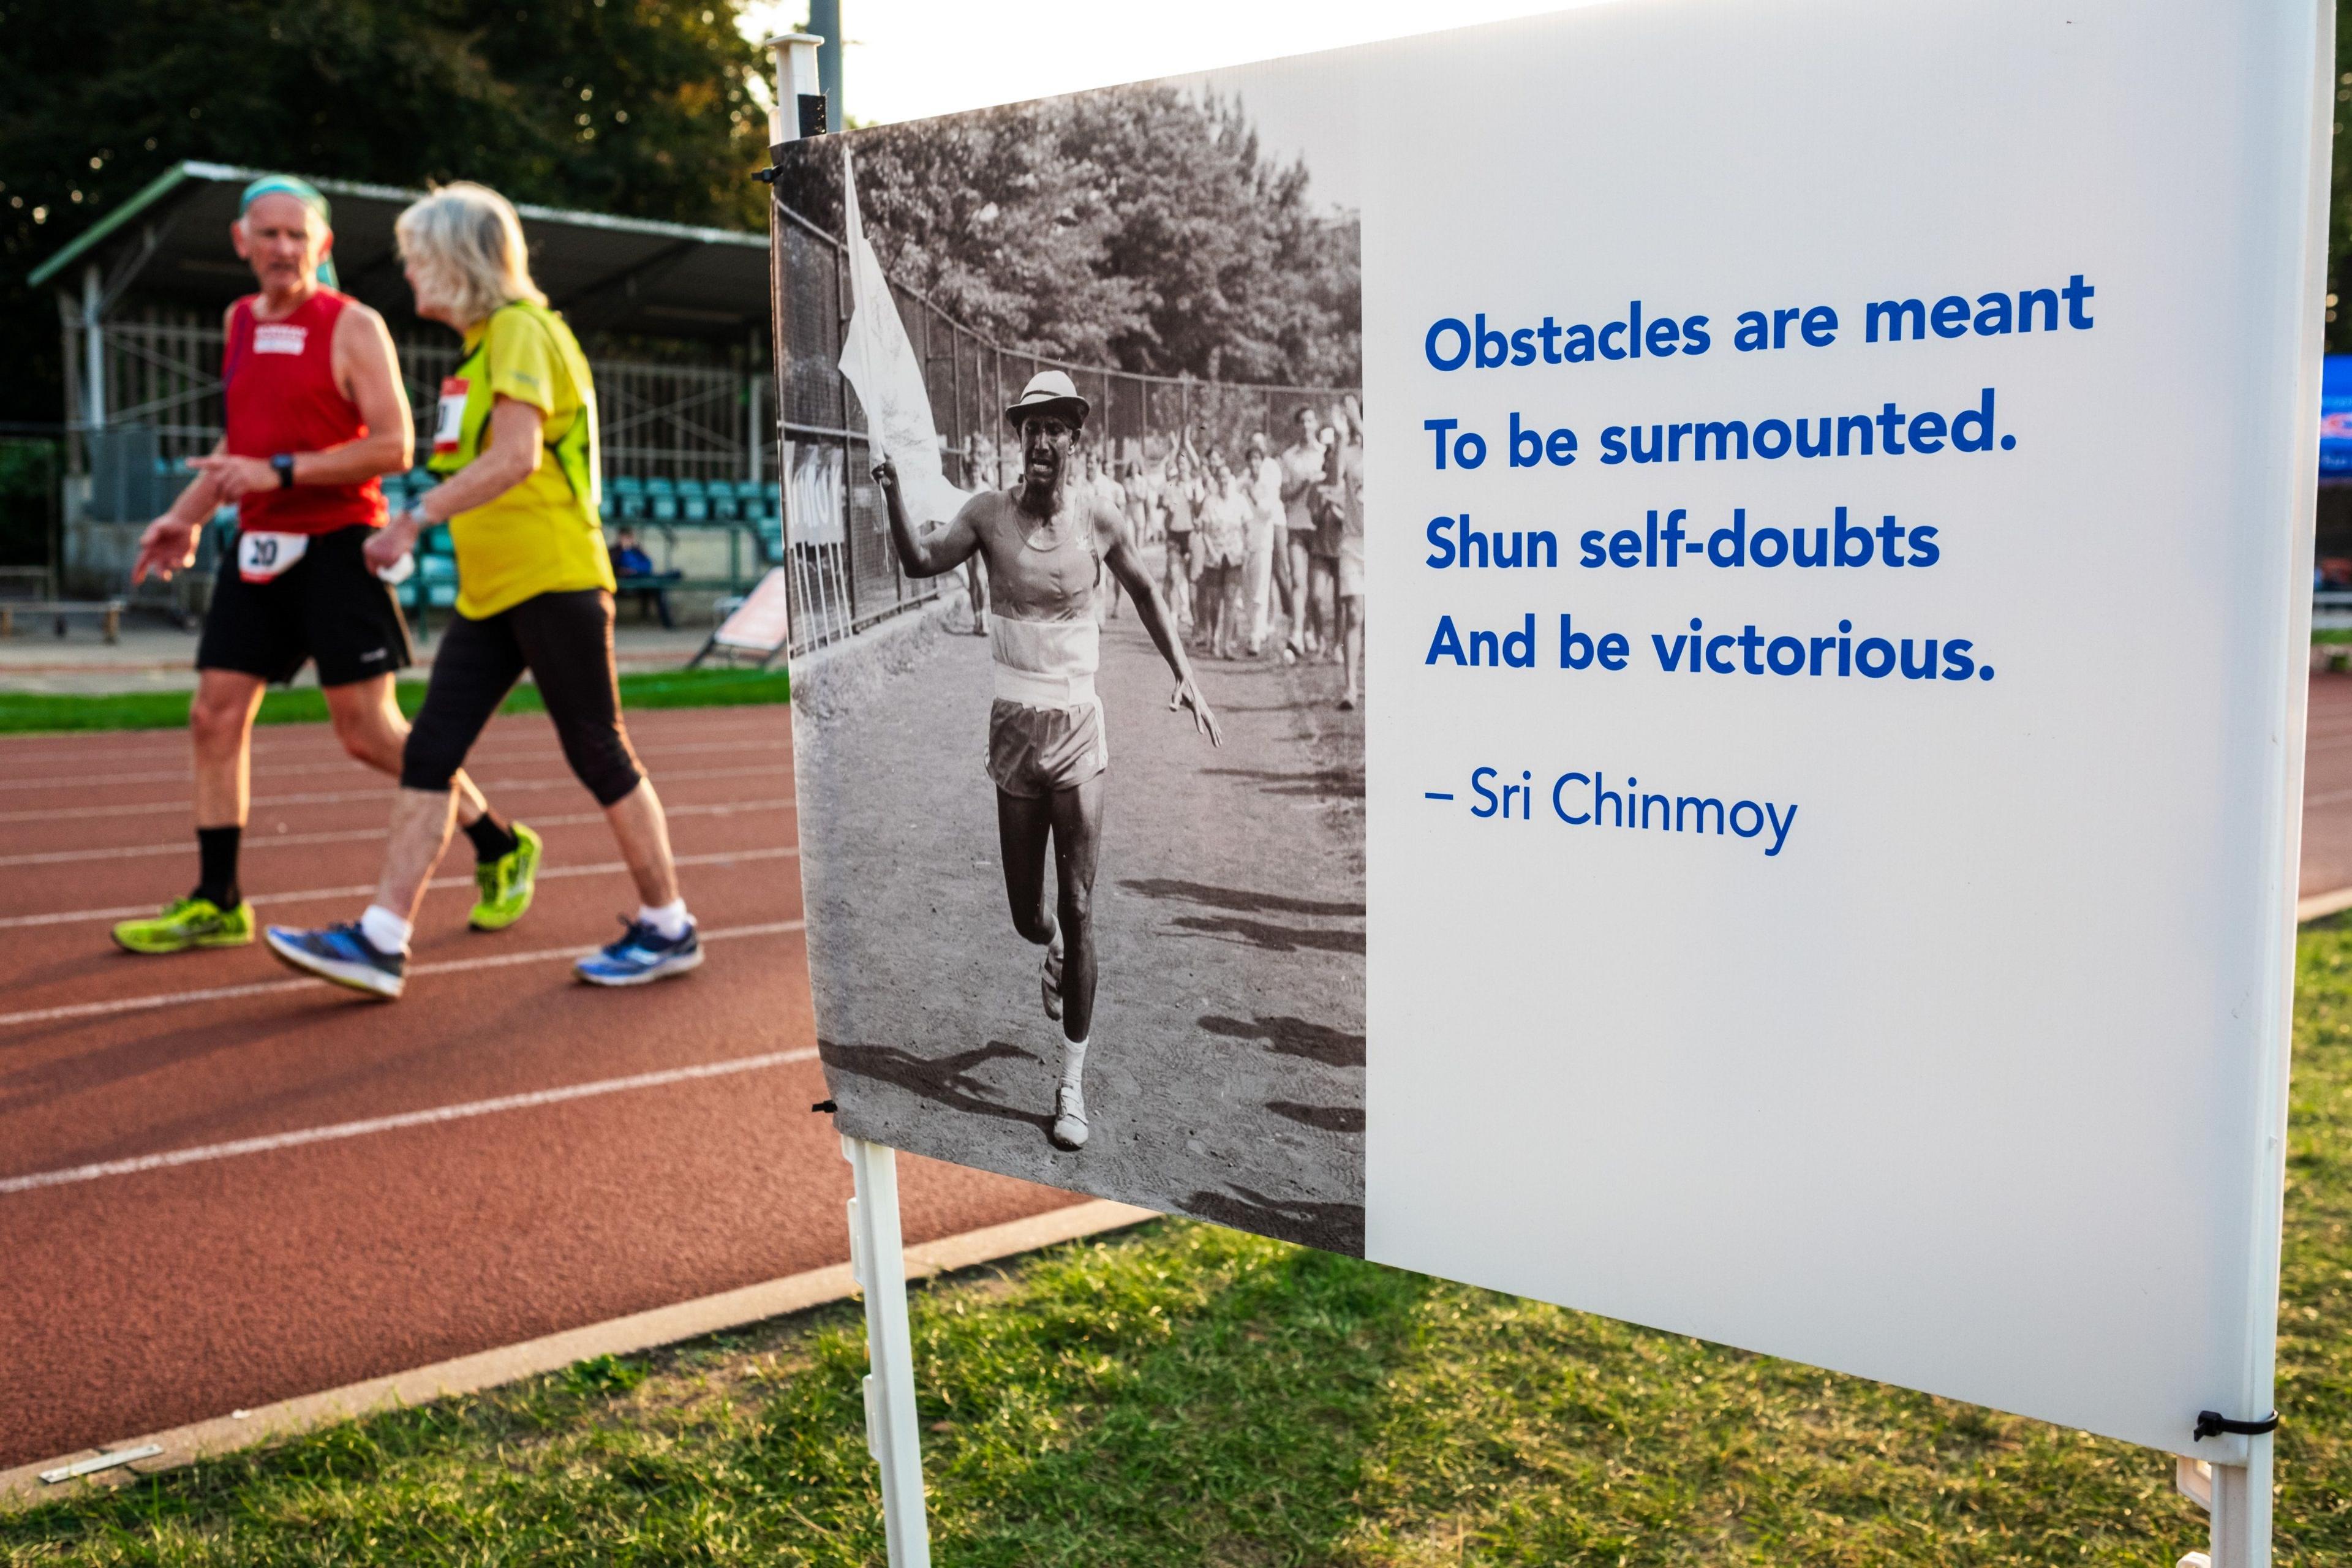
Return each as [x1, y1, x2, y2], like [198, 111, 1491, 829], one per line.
[1333, 395, 1366, 709]
[1281, 403, 1332, 659]
[870, 369, 1224, 1151]
[1244, 429, 1288, 658]
[116, 174, 537, 958]
[1160, 434, 1199, 636]
[264, 182, 696, 998]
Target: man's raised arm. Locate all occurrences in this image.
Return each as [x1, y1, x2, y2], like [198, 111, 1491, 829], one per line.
[1096, 500, 1223, 746]
[873, 457, 983, 578]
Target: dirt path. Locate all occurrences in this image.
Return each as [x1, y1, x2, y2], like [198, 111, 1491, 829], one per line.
[802, 609, 1368, 1253]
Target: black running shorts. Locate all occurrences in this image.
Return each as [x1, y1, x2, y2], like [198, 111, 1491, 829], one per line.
[196, 524, 413, 688]
[402, 588, 644, 807]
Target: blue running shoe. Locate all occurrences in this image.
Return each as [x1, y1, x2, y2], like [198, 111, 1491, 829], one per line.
[575, 916, 703, 987]
[264, 921, 406, 999]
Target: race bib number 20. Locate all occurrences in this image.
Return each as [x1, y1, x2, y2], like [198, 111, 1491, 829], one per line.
[434, 377, 469, 458]
[237, 531, 308, 584]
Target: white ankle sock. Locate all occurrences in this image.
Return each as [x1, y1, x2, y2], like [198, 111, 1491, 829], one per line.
[1059, 1035, 1089, 1097]
[360, 904, 412, 955]
[638, 899, 690, 940]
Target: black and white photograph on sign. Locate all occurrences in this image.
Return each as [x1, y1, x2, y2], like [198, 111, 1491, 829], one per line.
[777, 57, 1368, 1254]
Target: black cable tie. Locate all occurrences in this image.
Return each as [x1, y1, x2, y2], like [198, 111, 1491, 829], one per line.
[752, 165, 782, 185]
[812, 1099, 837, 1114]
[2193, 1409, 2281, 1441]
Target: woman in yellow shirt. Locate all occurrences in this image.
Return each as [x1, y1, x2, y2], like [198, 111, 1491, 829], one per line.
[265, 182, 699, 997]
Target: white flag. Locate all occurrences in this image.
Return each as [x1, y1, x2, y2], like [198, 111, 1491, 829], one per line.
[838, 146, 974, 532]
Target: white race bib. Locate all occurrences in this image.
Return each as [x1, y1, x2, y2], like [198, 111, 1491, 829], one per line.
[236, 530, 308, 584]
[434, 376, 469, 458]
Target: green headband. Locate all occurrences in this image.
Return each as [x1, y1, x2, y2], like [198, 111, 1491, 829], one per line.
[238, 175, 337, 287]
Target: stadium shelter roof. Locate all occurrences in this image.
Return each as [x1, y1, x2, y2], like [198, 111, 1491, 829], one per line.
[28, 161, 768, 344]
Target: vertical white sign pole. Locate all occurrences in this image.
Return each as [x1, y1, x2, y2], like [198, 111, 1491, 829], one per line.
[843, 1135, 933, 1567]
[764, 31, 930, 1566]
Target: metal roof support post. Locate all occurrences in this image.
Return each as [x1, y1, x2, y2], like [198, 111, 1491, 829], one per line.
[81, 265, 105, 437]
[766, 29, 930, 1566]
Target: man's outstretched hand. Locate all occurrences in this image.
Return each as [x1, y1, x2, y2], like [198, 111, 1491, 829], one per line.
[1169, 674, 1224, 747]
[130, 516, 198, 584]
[870, 457, 899, 496]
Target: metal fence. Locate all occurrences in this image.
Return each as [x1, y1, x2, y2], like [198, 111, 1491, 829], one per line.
[768, 197, 1355, 658]
[61, 305, 767, 486]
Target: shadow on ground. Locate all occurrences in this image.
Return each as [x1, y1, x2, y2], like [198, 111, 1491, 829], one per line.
[1198, 1013, 1365, 1069]
[1182, 1183, 1365, 1256]
[820, 1039, 1050, 1134]
[1120, 877, 1365, 919]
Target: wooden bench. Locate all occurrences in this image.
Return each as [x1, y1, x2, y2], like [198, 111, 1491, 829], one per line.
[0, 600, 126, 643]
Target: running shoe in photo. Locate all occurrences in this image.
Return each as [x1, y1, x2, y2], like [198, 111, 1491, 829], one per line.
[469, 821, 543, 932]
[111, 895, 254, 955]
[574, 916, 703, 987]
[263, 921, 406, 998]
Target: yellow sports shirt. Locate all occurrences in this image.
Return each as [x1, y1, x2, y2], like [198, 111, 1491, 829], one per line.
[436, 302, 614, 619]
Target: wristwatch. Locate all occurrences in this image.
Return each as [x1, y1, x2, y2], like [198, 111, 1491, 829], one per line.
[271, 453, 296, 489]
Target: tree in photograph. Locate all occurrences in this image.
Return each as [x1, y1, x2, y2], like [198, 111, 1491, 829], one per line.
[777, 84, 1362, 390]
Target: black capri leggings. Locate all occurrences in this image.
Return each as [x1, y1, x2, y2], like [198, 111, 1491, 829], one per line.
[402, 588, 644, 807]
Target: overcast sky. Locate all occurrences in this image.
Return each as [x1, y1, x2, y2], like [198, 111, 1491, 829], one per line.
[739, 2, 1597, 153]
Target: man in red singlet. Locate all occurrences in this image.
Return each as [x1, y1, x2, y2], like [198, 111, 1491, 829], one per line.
[115, 175, 536, 956]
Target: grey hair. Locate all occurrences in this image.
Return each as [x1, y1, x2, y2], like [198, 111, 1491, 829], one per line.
[394, 182, 545, 326]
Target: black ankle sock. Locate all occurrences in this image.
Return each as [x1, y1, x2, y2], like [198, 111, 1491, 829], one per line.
[464, 814, 519, 864]
[195, 825, 241, 909]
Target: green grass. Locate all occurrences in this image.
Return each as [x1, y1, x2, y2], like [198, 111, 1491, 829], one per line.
[7, 922, 2350, 1565]
[0, 668, 788, 734]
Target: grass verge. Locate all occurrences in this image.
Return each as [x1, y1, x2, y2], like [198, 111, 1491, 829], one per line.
[0, 668, 788, 734]
[6, 922, 2348, 1565]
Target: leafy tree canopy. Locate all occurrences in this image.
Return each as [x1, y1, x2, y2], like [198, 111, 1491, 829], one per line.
[0, 0, 772, 422]
[778, 85, 1362, 389]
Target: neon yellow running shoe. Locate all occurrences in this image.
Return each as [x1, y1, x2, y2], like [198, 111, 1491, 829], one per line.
[111, 895, 254, 954]
[469, 821, 542, 932]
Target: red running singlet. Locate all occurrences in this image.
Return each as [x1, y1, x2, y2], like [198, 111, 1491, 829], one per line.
[221, 289, 386, 534]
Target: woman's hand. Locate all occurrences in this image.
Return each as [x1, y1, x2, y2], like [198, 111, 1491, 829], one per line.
[364, 510, 422, 572]
[1169, 674, 1224, 747]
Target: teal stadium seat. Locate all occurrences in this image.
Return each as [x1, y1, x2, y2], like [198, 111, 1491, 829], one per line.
[678, 478, 710, 522]
[647, 477, 678, 522]
[608, 474, 647, 521]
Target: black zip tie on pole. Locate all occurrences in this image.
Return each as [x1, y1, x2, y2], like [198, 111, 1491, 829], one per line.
[812, 1099, 837, 1114]
[2193, 1409, 2281, 1441]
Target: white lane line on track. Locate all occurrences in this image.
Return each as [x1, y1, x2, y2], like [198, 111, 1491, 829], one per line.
[0, 734, 788, 790]
[0, 1042, 821, 1196]
[0, 918, 805, 1031]
[0, 764, 787, 824]
[0, 846, 799, 929]
[0, 797, 796, 869]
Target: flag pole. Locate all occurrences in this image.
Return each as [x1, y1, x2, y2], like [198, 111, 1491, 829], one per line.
[765, 31, 933, 1568]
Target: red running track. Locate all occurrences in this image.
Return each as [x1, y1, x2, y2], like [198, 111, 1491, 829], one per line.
[0, 704, 1080, 1469]
[2301, 671, 2352, 900]
[11, 675, 2352, 1468]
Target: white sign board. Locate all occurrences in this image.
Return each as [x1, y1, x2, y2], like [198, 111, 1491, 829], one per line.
[1362, 0, 2321, 1456]
[783, 0, 2319, 1471]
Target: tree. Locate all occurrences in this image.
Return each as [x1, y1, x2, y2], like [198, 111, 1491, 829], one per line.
[0, 0, 774, 424]
[777, 84, 1362, 389]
